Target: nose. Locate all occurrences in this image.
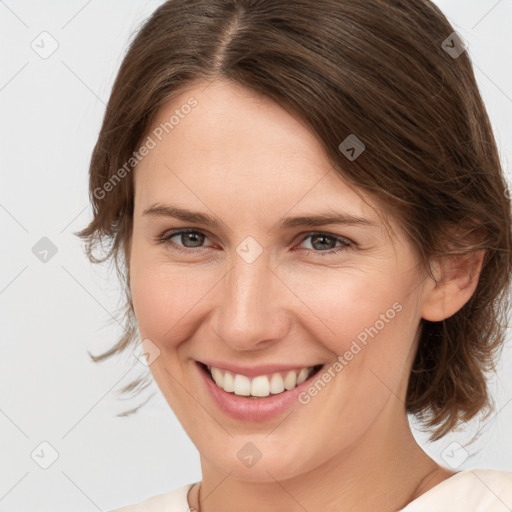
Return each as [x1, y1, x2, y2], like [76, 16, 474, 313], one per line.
[212, 247, 291, 352]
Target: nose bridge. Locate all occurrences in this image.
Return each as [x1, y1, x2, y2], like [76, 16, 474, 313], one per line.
[214, 245, 289, 350]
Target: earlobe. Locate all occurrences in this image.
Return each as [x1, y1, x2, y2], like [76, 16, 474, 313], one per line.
[421, 250, 486, 322]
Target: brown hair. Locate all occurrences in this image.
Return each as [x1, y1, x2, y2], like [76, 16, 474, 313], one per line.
[77, 0, 512, 440]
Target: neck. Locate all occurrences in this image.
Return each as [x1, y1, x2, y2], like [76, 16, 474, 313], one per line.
[190, 409, 454, 512]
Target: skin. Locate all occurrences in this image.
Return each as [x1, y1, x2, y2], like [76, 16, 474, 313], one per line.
[127, 78, 484, 511]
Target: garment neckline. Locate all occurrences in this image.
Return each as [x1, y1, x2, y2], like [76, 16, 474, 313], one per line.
[185, 469, 471, 512]
[400, 469, 469, 508]
[186, 470, 479, 511]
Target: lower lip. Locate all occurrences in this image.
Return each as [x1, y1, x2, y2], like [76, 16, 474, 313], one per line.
[196, 362, 323, 421]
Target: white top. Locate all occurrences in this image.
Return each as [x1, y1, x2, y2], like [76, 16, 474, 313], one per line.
[109, 468, 512, 512]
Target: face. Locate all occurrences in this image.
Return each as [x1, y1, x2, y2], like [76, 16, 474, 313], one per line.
[129, 79, 431, 482]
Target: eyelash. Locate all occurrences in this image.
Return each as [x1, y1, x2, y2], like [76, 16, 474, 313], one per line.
[156, 229, 353, 257]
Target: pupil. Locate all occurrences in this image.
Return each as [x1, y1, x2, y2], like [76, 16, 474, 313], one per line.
[184, 233, 203, 247]
[313, 234, 333, 250]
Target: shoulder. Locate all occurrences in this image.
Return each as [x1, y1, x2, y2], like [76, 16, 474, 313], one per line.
[107, 483, 195, 512]
[400, 468, 512, 512]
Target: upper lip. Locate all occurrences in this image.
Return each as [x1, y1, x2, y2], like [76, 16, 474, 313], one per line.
[197, 360, 323, 378]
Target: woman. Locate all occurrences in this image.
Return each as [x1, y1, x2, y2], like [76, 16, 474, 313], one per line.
[77, 0, 512, 510]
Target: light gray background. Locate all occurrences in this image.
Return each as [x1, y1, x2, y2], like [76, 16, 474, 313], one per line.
[1, 1, 511, 511]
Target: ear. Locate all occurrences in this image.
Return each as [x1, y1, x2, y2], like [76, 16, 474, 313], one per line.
[421, 250, 486, 322]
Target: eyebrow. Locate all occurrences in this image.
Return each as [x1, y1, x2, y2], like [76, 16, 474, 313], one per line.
[142, 204, 379, 230]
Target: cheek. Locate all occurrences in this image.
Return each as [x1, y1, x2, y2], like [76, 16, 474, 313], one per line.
[130, 249, 216, 343]
[288, 267, 421, 412]
[282, 267, 411, 355]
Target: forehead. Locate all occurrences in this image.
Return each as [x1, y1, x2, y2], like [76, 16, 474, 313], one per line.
[133, 79, 381, 226]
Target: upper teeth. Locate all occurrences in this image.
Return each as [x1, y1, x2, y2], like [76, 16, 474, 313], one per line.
[208, 365, 315, 397]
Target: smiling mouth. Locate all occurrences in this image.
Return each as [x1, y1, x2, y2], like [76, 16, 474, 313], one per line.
[198, 362, 324, 399]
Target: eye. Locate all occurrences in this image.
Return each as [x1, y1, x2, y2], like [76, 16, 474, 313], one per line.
[157, 229, 212, 253]
[297, 232, 352, 256]
[157, 229, 353, 257]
